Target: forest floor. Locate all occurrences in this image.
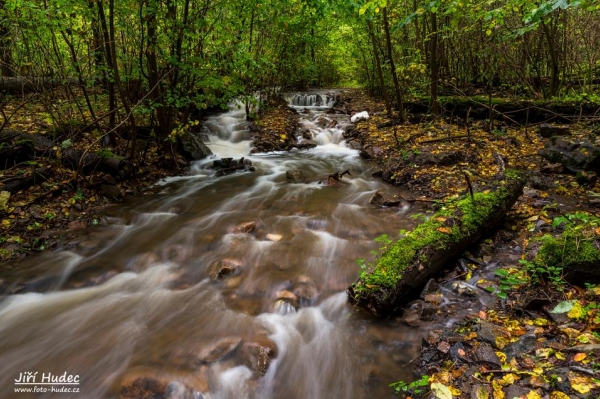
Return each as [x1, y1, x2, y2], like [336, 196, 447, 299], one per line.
[0, 92, 190, 261]
[336, 89, 600, 398]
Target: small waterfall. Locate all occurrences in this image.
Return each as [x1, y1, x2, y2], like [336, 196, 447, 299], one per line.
[286, 93, 336, 109]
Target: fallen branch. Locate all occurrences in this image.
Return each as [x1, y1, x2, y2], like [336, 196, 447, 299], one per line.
[421, 135, 468, 144]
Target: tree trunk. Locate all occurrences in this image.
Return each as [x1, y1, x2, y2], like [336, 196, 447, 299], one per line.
[348, 172, 526, 318]
[541, 17, 560, 98]
[145, 0, 170, 141]
[96, 0, 117, 130]
[367, 20, 392, 118]
[383, 7, 405, 121]
[0, 0, 14, 76]
[429, 11, 439, 115]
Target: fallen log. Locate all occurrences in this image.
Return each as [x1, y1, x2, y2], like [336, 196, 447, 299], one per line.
[347, 171, 526, 318]
[0, 130, 131, 177]
[1, 167, 53, 193]
[0, 76, 80, 93]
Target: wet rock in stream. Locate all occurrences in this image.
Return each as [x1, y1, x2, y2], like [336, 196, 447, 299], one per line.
[240, 336, 278, 377]
[119, 367, 208, 399]
[212, 157, 255, 177]
[208, 258, 244, 280]
[231, 221, 257, 234]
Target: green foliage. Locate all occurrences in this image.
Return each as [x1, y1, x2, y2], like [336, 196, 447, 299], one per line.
[96, 148, 114, 159]
[61, 139, 72, 149]
[487, 268, 528, 299]
[389, 375, 429, 395]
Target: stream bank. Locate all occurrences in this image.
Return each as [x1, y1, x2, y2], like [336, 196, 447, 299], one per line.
[338, 89, 600, 398]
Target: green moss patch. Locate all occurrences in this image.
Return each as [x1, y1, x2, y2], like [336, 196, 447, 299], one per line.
[527, 214, 600, 285]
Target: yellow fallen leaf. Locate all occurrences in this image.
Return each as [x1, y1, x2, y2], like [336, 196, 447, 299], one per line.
[526, 390, 542, 399]
[568, 301, 586, 319]
[550, 392, 570, 399]
[491, 380, 505, 399]
[533, 318, 549, 326]
[554, 352, 565, 360]
[569, 372, 599, 393]
[497, 373, 518, 386]
[495, 351, 506, 364]
[573, 353, 587, 362]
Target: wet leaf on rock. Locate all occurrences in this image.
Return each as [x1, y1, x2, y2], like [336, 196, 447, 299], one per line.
[550, 300, 575, 314]
[430, 382, 453, 399]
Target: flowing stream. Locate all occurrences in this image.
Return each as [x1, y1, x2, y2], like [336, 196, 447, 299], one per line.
[0, 91, 495, 399]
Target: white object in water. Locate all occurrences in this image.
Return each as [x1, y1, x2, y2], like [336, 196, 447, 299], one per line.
[351, 111, 369, 123]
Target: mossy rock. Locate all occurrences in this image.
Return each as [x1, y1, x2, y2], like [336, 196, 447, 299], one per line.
[347, 171, 526, 318]
[527, 228, 600, 285]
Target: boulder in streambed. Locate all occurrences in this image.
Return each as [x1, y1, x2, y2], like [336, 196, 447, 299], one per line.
[369, 191, 401, 208]
[177, 130, 213, 161]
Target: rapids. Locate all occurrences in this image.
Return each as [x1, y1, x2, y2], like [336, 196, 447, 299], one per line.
[0, 91, 492, 399]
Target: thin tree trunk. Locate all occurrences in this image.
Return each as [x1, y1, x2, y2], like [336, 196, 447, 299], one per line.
[430, 11, 439, 115]
[145, 0, 171, 152]
[383, 7, 405, 121]
[60, 30, 98, 126]
[541, 17, 560, 97]
[108, 0, 138, 159]
[97, 0, 117, 130]
[0, 0, 14, 76]
[367, 20, 392, 118]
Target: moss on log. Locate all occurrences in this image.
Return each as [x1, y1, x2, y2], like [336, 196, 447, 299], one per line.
[347, 171, 526, 318]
